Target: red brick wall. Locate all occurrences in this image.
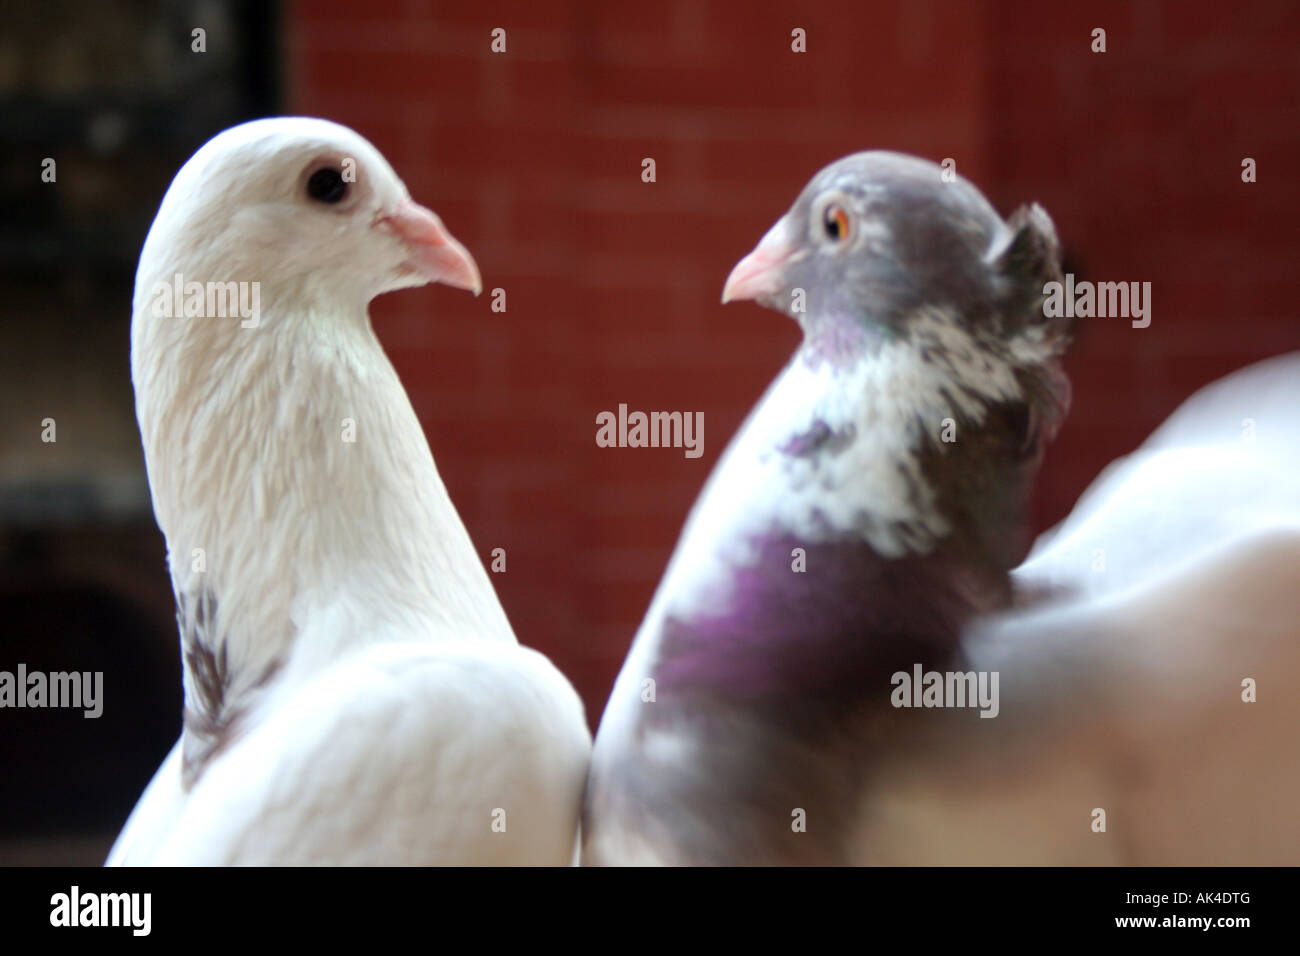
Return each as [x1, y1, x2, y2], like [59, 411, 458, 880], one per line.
[288, 0, 1299, 725]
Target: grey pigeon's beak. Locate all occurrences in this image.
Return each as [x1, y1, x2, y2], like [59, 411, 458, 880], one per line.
[722, 219, 797, 304]
[377, 198, 483, 295]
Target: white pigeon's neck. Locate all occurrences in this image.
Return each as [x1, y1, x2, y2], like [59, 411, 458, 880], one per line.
[132, 298, 516, 712]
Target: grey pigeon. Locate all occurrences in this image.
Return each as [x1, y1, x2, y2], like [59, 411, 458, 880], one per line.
[583, 152, 1300, 865]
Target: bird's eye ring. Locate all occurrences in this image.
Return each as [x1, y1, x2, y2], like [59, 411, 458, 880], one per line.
[306, 167, 348, 204]
[823, 204, 851, 243]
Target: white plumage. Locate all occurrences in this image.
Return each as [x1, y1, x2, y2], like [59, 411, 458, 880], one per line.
[1017, 351, 1300, 599]
[109, 118, 590, 865]
[862, 352, 1300, 864]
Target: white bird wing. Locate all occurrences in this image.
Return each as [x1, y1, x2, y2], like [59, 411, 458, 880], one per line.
[108, 641, 590, 865]
[856, 353, 1300, 864]
[1142, 349, 1300, 451]
[858, 525, 1300, 864]
[1017, 351, 1300, 600]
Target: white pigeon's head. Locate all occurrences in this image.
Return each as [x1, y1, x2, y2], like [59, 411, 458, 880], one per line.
[133, 116, 480, 323]
[129, 119, 511, 679]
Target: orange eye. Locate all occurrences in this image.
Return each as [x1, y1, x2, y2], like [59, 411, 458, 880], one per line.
[823, 204, 851, 242]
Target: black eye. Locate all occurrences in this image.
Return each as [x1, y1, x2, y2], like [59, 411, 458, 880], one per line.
[306, 167, 348, 204]
[823, 204, 851, 242]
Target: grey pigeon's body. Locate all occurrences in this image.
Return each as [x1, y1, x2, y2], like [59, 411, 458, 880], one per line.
[583, 152, 1300, 865]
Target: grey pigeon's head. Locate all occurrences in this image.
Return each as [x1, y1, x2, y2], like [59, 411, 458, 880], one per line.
[723, 152, 1065, 362]
[721, 153, 1072, 568]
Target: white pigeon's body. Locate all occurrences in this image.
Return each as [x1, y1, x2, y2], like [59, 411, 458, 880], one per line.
[110, 118, 589, 865]
[110, 642, 588, 865]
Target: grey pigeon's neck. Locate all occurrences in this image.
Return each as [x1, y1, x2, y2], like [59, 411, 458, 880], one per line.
[639, 333, 1044, 704]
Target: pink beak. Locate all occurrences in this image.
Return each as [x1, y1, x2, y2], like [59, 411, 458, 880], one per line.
[721, 220, 797, 304]
[377, 198, 482, 295]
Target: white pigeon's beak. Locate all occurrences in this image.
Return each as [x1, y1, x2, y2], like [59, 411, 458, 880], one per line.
[722, 219, 797, 304]
[377, 199, 483, 295]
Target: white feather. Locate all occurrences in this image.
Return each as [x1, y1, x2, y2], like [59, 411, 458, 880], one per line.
[110, 642, 588, 865]
[1018, 351, 1300, 598]
[110, 118, 589, 865]
[859, 353, 1300, 863]
[858, 524, 1300, 864]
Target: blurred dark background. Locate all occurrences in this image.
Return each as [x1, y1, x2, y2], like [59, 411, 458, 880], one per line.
[1, 0, 1296, 863]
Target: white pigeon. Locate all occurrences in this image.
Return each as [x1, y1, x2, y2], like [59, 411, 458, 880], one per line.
[108, 117, 590, 865]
